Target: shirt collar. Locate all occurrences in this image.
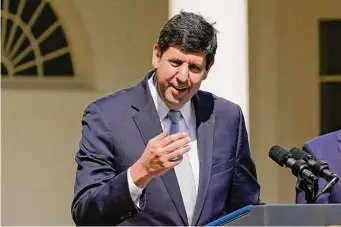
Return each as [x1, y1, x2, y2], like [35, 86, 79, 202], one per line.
[148, 73, 193, 127]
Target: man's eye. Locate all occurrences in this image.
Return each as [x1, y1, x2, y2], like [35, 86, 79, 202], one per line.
[189, 65, 202, 73]
[170, 60, 181, 67]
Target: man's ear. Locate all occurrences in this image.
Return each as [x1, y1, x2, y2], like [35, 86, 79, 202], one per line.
[203, 59, 215, 80]
[152, 44, 161, 68]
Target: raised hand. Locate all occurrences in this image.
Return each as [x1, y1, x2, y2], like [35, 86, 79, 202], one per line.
[130, 129, 191, 188]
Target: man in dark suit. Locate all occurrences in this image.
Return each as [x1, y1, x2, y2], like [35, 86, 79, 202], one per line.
[71, 11, 262, 226]
[296, 129, 341, 204]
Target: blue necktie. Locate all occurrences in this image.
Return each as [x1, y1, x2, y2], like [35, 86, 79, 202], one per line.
[168, 110, 181, 135]
[167, 110, 196, 225]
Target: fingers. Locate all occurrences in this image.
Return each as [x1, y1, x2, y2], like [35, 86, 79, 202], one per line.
[141, 130, 192, 177]
[162, 135, 191, 153]
[158, 132, 190, 147]
[166, 145, 191, 162]
[153, 129, 169, 141]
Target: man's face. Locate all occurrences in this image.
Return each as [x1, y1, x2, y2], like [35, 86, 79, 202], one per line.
[152, 45, 213, 110]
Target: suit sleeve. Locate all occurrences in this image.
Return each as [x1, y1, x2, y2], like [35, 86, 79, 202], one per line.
[227, 106, 263, 212]
[71, 103, 140, 226]
[295, 143, 330, 204]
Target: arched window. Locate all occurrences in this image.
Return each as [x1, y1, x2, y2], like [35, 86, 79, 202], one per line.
[1, 0, 74, 78]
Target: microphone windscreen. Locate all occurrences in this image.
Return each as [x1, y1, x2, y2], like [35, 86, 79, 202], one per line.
[290, 147, 309, 160]
[269, 145, 290, 166]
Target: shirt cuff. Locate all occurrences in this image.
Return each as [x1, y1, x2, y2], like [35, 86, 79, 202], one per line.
[127, 167, 144, 208]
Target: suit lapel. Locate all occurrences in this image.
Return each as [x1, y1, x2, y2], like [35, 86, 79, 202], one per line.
[131, 71, 188, 225]
[132, 98, 162, 146]
[131, 71, 163, 146]
[191, 93, 215, 226]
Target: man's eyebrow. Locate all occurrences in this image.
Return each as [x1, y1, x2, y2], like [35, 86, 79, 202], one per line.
[168, 58, 203, 67]
[169, 58, 182, 61]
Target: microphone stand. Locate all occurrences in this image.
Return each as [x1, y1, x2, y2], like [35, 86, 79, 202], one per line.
[297, 177, 319, 204]
[297, 174, 339, 203]
[291, 158, 319, 203]
[300, 157, 340, 202]
[314, 176, 339, 200]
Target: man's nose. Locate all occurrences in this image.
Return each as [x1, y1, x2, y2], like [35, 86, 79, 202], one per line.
[177, 64, 189, 82]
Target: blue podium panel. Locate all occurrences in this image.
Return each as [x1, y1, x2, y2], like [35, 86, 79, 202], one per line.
[207, 204, 341, 226]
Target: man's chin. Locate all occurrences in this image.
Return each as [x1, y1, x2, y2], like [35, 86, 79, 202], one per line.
[165, 99, 183, 110]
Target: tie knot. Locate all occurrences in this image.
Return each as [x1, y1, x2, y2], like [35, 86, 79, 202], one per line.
[167, 110, 181, 124]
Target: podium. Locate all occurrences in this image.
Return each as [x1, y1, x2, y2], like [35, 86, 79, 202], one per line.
[206, 204, 341, 226]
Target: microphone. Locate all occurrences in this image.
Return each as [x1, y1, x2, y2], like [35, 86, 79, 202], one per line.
[269, 145, 318, 182]
[290, 147, 339, 182]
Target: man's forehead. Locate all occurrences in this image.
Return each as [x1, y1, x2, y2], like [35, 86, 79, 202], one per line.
[164, 47, 205, 62]
[169, 46, 205, 56]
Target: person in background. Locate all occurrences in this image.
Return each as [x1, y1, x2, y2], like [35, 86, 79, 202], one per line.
[296, 129, 341, 203]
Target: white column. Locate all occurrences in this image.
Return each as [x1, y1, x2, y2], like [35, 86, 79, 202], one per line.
[169, 0, 249, 128]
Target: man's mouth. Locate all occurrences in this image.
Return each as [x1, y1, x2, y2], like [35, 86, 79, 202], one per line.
[172, 85, 188, 92]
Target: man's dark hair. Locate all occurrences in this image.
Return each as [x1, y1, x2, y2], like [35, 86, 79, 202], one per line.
[157, 11, 218, 70]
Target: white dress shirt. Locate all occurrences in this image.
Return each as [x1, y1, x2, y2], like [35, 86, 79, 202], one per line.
[127, 74, 199, 207]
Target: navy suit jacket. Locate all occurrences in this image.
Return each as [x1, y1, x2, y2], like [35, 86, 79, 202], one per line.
[71, 70, 262, 226]
[296, 130, 341, 203]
